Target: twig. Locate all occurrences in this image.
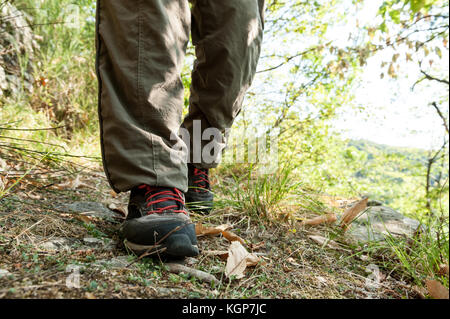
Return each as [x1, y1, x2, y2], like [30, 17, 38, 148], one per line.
[165, 263, 219, 285]
[0, 125, 66, 131]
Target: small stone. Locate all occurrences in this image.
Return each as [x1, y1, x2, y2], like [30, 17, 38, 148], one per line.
[39, 237, 76, 251]
[156, 287, 184, 297]
[55, 201, 120, 222]
[94, 256, 133, 269]
[347, 206, 421, 243]
[83, 237, 103, 245]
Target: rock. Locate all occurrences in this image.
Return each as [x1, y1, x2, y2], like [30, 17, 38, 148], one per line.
[156, 287, 184, 297]
[38, 236, 116, 252]
[347, 206, 421, 243]
[83, 237, 104, 245]
[39, 237, 77, 251]
[0, 269, 11, 278]
[94, 256, 133, 269]
[83, 237, 117, 251]
[55, 201, 120, 222]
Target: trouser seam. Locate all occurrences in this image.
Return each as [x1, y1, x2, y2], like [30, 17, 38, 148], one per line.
[95, 0, 120, 193]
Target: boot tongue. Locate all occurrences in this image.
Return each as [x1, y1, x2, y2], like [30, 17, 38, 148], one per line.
[193, 168, 210, 191]
[140, 186, 185, 214]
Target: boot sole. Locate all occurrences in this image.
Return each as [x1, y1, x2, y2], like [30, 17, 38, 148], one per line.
[124, 234, 199, 258]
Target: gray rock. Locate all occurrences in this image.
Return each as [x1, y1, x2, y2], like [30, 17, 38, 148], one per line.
[94, 256, 134, 269]
[348, 206, 421, 243]
[39, 237, 77, 251]
[83, 237, 117, 251]
[156, 287, 184, 297]
[83, 237, 104, 245]
[55, 201, 119, 222]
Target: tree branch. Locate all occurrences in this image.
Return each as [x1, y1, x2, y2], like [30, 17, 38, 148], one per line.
[420, 70, 450, 86]
[431, 102, 449, 134]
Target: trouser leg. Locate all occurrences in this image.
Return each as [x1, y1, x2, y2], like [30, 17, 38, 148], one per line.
[182, 0, 265, 168]
[96, 0, 190, 193]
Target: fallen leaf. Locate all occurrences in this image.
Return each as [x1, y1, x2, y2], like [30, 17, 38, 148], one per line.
[110, 190, 118, 198]
[54, 175, 96, 191]
[221, 230, 245, 245]
[340, 197, 368, 231]
[437, 264, 449, 277]
[195, 223, 245, 244]
[195, 223, 231, 237]
[225, 241, 260, 279]
[301, 213, 337, 226]
[108, 203, 127, 218]
[426, 279, 449, 299]
[75, 214, 94, 224]
[248, 241, 265, 251]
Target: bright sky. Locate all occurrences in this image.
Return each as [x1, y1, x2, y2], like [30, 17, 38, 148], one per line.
[329, 0, 449, 150]
[333, 52, 449, 150]
[249, 0, 448, 151]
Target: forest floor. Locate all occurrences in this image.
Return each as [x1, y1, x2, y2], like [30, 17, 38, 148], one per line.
[0, 165, 423, 299]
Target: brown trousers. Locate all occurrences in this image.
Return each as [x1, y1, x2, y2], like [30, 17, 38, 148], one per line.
[96, 0, 265, 193]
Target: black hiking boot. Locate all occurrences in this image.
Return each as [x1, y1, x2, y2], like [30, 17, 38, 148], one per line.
[185, 164, 214, 214]
[121, 185, 199, 258]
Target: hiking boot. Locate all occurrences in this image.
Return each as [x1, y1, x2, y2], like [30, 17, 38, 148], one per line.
[185, 164, 214, 214]
[121, 185, 199, 258]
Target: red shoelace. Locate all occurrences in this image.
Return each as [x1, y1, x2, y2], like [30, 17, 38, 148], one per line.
[138, 185, 187, 215]
[193, 168, 209, 193]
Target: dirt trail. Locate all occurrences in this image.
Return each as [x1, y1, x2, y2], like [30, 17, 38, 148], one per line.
[0, 171, 419, 299]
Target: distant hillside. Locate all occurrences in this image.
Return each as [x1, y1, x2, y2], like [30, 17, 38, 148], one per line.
[348, 139, 427, 163]
[342, 139, 448, 219]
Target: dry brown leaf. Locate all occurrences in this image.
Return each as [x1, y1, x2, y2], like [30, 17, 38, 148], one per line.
[426, 279, 449, 299]
[225, 241, 260, 279]
[245, 253, 260, 267]
[249, 241, 265, 251]
[110, 190, 118, 198]
[195, 223, 232, 237]
[75, 214, 94, 224]
[340, 197, 369, 231]
[221, 230, 245, 245]
[301, 213, 337, 226]
[108, 203, 127, 218]
[195, 223, 245, 244]
[437, 264, 449, 277]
